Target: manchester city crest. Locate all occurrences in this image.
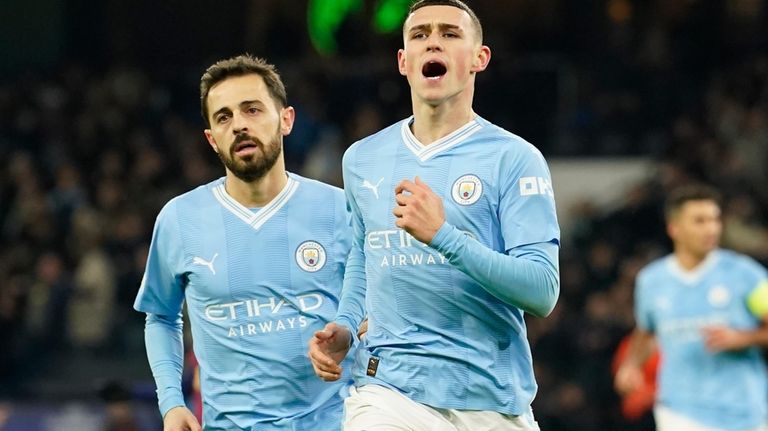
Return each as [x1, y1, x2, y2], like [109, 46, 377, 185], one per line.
[451, 174, 483, 205]
[707, 285, 731, 308]
[296, 241, 326, 272]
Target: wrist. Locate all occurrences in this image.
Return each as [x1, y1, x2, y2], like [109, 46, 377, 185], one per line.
[158, 387, 186, 418]
[162, 404, 188, 419]
[741, 329, 758, 348]
[428, 221, 454, 249]
[334, 319, 356, 346]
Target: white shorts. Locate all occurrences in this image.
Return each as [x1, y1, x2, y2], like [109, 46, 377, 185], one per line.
[654, 405, 768, 431]
[343, 384, 540, 431]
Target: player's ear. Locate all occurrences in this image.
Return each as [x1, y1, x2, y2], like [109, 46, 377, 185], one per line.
[280, 106, 296, 136]
[397, 49, 407, 76]
[204, 129, 219, 153]
[471, 45, 491, 73]
[666, 221, 677, 241]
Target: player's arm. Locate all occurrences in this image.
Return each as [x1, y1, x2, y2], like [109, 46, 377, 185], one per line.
[614, 328, 656, 395]
[134, 202, 199, 429]
[704, 280, 768, 352]
[615, 268, 657, 395]
[310, 248, 363, 381]
[430, 224, 558, 317]
[145, 313, 188, 415]
[334, 174, 367, 341]
[145, 313, 201, 430]
[309, 149, 366, 381]
[394, 174, 559, 317]
[333, 233, 367, 340]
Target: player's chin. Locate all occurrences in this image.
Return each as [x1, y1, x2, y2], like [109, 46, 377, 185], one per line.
[235, 153, 259, 163]
[415, 84, 448, 98]
[419, 91, 448, 104]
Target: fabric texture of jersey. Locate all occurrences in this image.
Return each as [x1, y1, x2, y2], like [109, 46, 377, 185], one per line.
[134, 173, 353, 430]
[636, 249, 768, 430]
[338, 116, 560, 415]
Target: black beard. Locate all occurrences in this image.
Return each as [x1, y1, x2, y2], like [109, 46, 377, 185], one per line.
[218, 132, 282, 182]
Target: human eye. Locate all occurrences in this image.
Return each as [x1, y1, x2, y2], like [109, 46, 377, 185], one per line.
[215, 113, 230, 124]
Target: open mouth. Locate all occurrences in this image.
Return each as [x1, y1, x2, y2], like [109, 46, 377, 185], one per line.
[422, 61, 447, 79]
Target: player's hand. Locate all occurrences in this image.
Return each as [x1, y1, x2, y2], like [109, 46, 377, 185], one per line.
[393, 176, 445, 244]
[614, 363, 644, 396]
[308, 322, 352, 381]
[357, 318, 369, 340]
[163, 406, 201, 431]
[702, 325, 749, 352]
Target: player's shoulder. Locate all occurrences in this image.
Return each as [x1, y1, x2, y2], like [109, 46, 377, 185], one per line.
[637, 254, 674, 286]
[290, 172, 344, 198]
[717, 249, 766, 273]
[158, 178, 223, 216]
[289, 174, 347, 224]
[476, 116, 545, 156]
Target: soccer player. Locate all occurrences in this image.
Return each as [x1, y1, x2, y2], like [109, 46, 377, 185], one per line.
[308, 1, 560, 429]
[134, 55, 354, 431]
[615, 184, 768, 431]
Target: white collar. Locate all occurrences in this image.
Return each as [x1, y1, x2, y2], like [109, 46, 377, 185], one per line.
[667, 250, 720, 285]
[211, 175, 299, 230]
[401, 116, 483, 162]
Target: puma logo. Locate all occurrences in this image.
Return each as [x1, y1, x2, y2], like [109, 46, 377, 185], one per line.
[193, 253, 218, 275]
[361, 178, 384, 200]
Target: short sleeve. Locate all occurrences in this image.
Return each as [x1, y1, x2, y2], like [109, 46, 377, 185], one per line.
[634, 270, 655, 333]
[133, 200, 186, 316]
[499, 142, 560, 251]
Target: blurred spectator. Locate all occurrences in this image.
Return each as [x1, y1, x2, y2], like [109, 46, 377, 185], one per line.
[25, 251, 72, 351]
[67, 207, 115, 351]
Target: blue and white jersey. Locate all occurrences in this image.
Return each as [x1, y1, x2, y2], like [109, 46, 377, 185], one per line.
[636, 249, 768, 430]
[134, 173, 353, 430]
[339, 116, 560, 415]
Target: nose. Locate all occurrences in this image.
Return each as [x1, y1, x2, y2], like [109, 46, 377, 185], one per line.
[426, 33, 443, 52]
[231, 111, 248, 134]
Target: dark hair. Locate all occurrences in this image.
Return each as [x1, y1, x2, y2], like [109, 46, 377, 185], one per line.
[200, 54, 287, 128]
[406, 0, 483, 41]
[664, 183, 722, 221]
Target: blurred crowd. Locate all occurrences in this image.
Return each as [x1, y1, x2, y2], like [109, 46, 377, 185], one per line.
[530, 57, 768, 431]
[1, 0, 767, 429]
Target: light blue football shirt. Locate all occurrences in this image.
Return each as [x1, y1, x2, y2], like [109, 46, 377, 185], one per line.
[636, 249, 768, 430]
[337, 116, 560, 415]
[134, 173, 354, 431]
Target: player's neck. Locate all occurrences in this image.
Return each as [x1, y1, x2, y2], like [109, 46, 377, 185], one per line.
[674, 248, 710, 271]
[224, 164, 288, 208]
[410, 97, 476, 146]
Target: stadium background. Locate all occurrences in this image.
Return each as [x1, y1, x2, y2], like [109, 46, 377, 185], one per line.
[1, 0, 767, 429]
